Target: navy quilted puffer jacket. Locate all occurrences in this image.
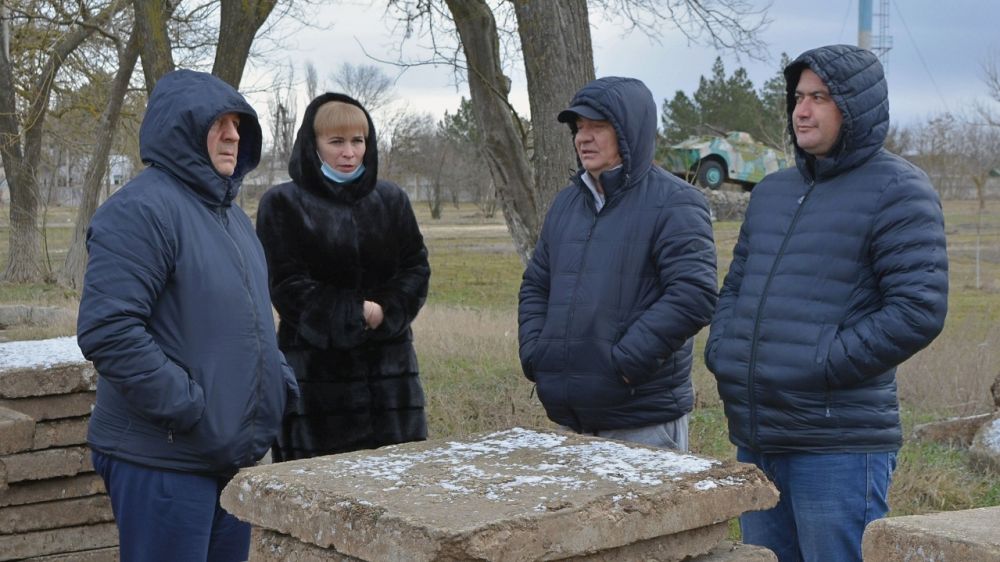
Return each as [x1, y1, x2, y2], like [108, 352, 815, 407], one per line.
[518, 77, 718, 433]
[705, 45, 948, 453]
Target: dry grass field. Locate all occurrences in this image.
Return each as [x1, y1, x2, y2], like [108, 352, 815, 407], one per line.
[0, 195, 997, 518]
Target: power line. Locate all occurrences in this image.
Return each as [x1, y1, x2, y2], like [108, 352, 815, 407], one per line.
[891, 0, 949, 112]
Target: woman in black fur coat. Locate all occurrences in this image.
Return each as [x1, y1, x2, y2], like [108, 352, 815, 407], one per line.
[256, 93, 430, 461]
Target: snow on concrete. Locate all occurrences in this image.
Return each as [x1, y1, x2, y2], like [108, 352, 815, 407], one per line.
[313, 427, 719, 503]
[983, 418, 1000, 450]
[0, 336, 85, 370]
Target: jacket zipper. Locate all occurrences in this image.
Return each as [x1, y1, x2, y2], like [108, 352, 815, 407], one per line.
[563, 175, 630, 410]
[215, 207, 265, 466]
[747, 180, 817, 448]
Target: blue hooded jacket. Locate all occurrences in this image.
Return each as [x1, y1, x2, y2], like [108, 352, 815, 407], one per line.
[78, 70, 298, 474]
[518, 77, 718, 432]
[705, 45, 948, 453]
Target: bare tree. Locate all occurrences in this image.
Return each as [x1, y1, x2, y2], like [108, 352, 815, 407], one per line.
[0, 0, 126, 282]
[60, 19, 143, 289]
[305, 60, 319, 99]
[387, 0, 770, 262]
[330, 62, 395, 114]
[132, 0, 178, 94]
[262, 64, 298, 191]
[212, 0, 279, 87]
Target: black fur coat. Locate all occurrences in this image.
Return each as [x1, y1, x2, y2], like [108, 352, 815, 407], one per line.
[256, 93, 430, 461]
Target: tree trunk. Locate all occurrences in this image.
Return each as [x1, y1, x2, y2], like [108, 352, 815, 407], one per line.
[212, 0, 278, 88]
[132, 0, 176, 95]
[0, 2, 123, 283]
[511, 0, 594, 225]
[60, 26, 142, 290]
[444, 0, 537, 264]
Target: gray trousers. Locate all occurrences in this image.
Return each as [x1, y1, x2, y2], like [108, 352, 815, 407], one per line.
[566, 413, 690, 452]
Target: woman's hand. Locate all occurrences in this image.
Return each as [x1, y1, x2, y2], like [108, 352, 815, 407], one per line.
[363, 300, 384, 330]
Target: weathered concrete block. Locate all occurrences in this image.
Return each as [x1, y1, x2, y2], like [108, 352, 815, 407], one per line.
[0, 337, 93, 399]
[968, 413, 1000, 473]
[0, 494, 113, 534]
[691, 541, 777, 561]
[18, 546, 119, 562]
[250, 524, 732, 562]
[0, 392, 96, 421]
[862, 506, 1000, 561]
[223, 427, 778, 562]
[31, 417, 90, 450]
[0, 472, 105, 507]
[0, 522, 118, 561]
[913, 412, 993, 447]
[0, 446, 91, 484]
[0, 406, 34, 455]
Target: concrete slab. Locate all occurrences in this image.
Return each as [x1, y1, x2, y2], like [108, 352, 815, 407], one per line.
[862, 506, 1000, 561]
[969, 413, 1000, 474]
[223, 427, 778, 562]
[0, 494, 113, 534]
[912, 413, 993, 447]
[0, 522, 118, 561]
[692, 541, 777, 561]
[0, 405, 34, 455]
[0, 473, 105, 507]
[0, 446, 91, 484]
[249, 524, 730, 562]
[0, 392, 96, 421]
[31, 417, 89, 450]
[18, 547, 119, 562]
[0, 337, 93, 399]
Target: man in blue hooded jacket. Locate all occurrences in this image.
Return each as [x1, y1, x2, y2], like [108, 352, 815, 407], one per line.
[77, 70, 298, 561]
[705, 45, 948, 562]
[518, 76, 717, 450]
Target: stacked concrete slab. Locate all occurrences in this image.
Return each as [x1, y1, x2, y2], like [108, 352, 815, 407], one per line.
[0, 337, 118, 561]
[222, 427, 779, 561]
[863, 506, 1000, 561]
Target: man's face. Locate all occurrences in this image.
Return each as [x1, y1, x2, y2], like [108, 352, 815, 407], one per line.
[574, 117, 622, 177]
[207, 112, 241, 176]
[792, 69, 843, 158]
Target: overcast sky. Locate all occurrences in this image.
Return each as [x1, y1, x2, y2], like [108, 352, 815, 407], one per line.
[244, 0, 998, 135]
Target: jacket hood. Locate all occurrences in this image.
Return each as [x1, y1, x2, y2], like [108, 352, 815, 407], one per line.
[139, 69, 262, 205]
[784, 44, 888, 180]
[561, 76, 657, 192]
[288, 92, 379, 203]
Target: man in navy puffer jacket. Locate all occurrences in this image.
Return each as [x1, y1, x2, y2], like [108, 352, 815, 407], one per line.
[77, 70, 299, 561]
[705, 45, 948, 562]
[519, 76, 717, 450]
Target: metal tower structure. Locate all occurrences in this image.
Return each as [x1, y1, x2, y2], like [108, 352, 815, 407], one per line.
[858, 0, 892, 75]
[873, 0, 893, 75]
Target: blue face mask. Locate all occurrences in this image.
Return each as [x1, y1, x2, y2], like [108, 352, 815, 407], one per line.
[318, 153, 365, 183]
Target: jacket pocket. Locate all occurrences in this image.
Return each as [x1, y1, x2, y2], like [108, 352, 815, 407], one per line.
[814, 323, 838, 382]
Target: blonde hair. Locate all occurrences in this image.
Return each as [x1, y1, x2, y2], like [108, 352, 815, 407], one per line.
[314, 101, 369, 137]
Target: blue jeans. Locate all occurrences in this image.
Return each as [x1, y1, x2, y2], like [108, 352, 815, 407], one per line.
[570, 414, 690, 452]
[92, 451, 250, 562]
[737, 448, 896, 562]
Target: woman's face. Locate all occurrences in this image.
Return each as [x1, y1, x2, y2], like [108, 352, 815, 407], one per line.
[316, 128, 366, 173]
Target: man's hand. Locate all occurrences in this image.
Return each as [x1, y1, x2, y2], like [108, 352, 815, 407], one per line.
[363, 301, 384, 330]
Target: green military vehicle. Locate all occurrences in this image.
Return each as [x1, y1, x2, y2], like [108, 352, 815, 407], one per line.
[662, 131, 789, 191]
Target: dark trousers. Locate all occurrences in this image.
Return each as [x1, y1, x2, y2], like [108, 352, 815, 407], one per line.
[92, 450, 250, 562]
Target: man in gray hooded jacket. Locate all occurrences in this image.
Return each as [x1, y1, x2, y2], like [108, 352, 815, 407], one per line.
[705, 45, 948, 562]
[78, 69, 298, 561]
